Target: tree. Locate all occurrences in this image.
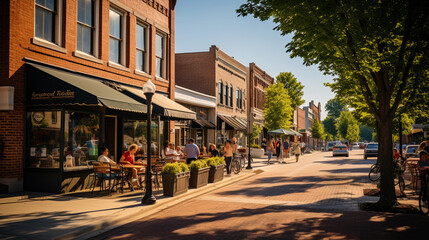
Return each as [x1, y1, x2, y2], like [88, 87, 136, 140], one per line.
[325, 98, 347, 119]
[238, 0, 429, 209]
[311, 119, 325, 140]
[264, 83, 293, 130]
[322, 116, 337, 138]
[276, 72, 305, 109]
[337, 111, 356, 140]
[346, 122, 360, 143]
[249, 123, 263, 144]
[359, 125, 373, 142]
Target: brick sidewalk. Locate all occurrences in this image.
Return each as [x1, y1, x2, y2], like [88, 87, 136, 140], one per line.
[93, 150, 428, 240]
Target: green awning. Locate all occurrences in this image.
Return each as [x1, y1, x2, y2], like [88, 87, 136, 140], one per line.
[120, 85, 196, 120]
[26, 64, 147, 113]
[267, 128, 296, 136]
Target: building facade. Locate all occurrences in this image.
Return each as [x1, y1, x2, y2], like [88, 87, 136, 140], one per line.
[0, 0, 196, 193]
[248, 62, 274, 143]
[176, 45, 248, 147]
[303, 101, 322, 148]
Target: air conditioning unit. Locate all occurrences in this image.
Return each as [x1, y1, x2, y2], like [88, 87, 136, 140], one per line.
[0, 86, 14, 110]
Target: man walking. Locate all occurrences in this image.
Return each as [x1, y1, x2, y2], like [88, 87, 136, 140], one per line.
[283, 139, 290, 162]
[184, 138, 200, 164]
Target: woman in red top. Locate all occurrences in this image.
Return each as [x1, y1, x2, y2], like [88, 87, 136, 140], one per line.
[120, 144, 140, 181]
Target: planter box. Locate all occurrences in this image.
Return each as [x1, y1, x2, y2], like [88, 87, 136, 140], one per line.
[208, 164, 225, 183]
[162, 171, 190, 197]
[189, 167, 210, 188]
[250, 148, 265, 158]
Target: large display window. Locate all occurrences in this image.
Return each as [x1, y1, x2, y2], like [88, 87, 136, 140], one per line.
[123, 119, 165, 157]
[28, 111, 62, 168]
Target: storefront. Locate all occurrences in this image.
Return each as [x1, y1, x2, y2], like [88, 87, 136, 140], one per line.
[217, 114, 247, 147]
[25, 64, 195, 193]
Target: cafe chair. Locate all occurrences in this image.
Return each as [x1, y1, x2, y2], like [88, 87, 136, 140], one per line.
[92, 162, 118, 193]
[152, 161, 165, 190]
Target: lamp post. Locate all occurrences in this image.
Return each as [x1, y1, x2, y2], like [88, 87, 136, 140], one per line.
[246, 114, 254, 170]
[142, 80, 156, 205]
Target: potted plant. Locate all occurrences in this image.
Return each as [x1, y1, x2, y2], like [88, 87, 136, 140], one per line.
[162, 162, 190, 197]
[206, 157, 226, 183]
[250, 144, 265, 158]
[189, 160, 210, 188]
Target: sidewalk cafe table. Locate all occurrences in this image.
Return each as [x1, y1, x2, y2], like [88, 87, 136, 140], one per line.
[117, 163, 146, 193]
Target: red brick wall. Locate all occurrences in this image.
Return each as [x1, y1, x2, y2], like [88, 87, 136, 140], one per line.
[175, 51, 215, 96]
[1, 0, 175, 186]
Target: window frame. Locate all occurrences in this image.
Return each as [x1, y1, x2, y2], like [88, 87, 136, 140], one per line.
[229, 85, 233, 107]
[136, 21, 149, 73]
[155, 31, 167, 78]
[34, 0, 63, 47]
[224, 83, 228, 106]
[109, 6, 127, 66]
[76, 0, 97, 56]
[218, 81, 223, 104]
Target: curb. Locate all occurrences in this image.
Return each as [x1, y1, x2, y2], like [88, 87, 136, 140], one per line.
[56, 169, 260, 240]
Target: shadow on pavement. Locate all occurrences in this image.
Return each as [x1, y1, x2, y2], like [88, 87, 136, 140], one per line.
[91, 200, 427, 240]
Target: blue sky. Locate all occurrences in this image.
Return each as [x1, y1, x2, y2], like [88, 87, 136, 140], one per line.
[175, 0, 335, 119]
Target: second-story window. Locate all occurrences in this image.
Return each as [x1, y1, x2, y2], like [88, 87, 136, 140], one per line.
[224, 84, 228, 106]
[236, 89, 240, 108]
[77, 0, 94, 55]
[218, 81, 223, 104]
[156, 33, 166, 78]
[35, 0, 56, 42]
[109, 8, 122, 64]
[229, 86, 233, 107]
[136, 23, 147, 72]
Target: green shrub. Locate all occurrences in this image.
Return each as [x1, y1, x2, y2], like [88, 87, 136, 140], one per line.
[178, 162, 189, 172]
[189, 160, 208, 170]
[206, 158, 217, 167]
[216, 157, 225, 165]
[162, 163, 181, 174]
[251, 144, 262, 149]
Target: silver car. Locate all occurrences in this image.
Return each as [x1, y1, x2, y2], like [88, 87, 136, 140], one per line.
[364, 143, 378, 159]
[333, 144, 349, 157]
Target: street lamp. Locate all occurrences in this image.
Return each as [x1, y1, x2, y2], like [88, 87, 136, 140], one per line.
[247, 114, 255, 170]
[142, 79, 156, 205]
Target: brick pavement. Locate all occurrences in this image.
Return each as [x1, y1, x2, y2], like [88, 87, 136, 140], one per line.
[93, 150, 428, 240]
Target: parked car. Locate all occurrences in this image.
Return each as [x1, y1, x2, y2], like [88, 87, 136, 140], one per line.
[352, 143, 360, 150]
[403, 145, 419, 159]
[333, 144, 349, 157]
[417, 140, 429, 155]
[364, 143, 378, 159]
[327, 141, 341, 151]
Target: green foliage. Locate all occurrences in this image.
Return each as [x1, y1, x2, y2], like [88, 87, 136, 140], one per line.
[325, 98, 347, 120]
[322, 116, 337, 137]
[264, 83, 293, 131]
[189, 160, 208, 170]
[311, 119, 325, 140]
[276, 72, 305, 109]
[337, 111, 358, 140]
[250, 144, 261, 149]
[346, 123, 360, 143]
[178, 162, 189, 173]
[162, 163, 181, 174]
[249, 123, 263, 143]
[359, 125, 373, 142]
[325, 133, 334, 142]
[205, 157, 226, 167]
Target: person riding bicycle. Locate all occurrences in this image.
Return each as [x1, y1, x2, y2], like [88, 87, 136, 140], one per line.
[417, 150, 429, 183]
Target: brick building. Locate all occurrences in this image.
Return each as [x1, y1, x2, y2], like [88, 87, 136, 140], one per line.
[303, 101, 322, 148]
[0, 0, 195, 193]
[176, 45, 248, 147]
[248, 63, 274, 143]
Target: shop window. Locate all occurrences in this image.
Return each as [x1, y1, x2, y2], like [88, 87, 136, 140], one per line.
[123, 120, 164, 157]
[64, 112, 100, 169]
[28, 111, 62, 168]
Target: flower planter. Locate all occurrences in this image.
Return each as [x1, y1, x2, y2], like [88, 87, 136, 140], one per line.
[189, 167, 210, 188]
[162, 171, 190, 197]
[208, 164, 225, 183]
[250, 148, 265, 158]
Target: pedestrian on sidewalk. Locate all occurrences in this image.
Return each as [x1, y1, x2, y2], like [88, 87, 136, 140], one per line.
[184, 138, 200, 164]
[223, 140, 234, 175]
[294, 142, 301, 162]
[267, 139, 275, 165]
[283, 139, 290, 163]
[275, 138, 281, 162]
[300, 141, 305, 155]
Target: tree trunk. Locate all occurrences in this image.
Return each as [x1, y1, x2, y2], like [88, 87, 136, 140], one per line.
[376, 117, 397, 209]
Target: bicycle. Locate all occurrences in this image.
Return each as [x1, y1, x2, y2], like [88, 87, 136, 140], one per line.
[368, 159, 405, 194]
[368, 163, 380, 182]
[419, 170, 429, 215]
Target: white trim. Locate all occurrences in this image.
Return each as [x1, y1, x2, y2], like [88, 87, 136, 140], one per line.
[31, 37, 67, 54]
[134, 69, 152, 78]
[73, 50, 103, 64]
[108, 61, 130, 72]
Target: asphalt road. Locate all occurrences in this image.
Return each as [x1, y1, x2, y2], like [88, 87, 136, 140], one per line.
[91, 150, 428, 240]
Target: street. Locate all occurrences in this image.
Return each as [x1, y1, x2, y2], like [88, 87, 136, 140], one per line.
[92, 150, 427, 240]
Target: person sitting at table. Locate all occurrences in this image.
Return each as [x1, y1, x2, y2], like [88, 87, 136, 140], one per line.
[200, 145, 207, 157]
[161, 141, 170, 161]
[207, 144, 220, 157]
[119, 144, 143, 183]
[417, 150, 429, 181]
[98, 147, 116, 164]
[165, 143, 181, 161]
[176, 146, 185, 158]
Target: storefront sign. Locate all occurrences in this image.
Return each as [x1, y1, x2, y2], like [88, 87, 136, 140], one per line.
[31, 90, 75, 100]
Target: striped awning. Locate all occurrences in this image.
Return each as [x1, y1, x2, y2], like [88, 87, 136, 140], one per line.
[218, 114, 247, 131]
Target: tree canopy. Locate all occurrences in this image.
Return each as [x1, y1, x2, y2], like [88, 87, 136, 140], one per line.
[322, 116, 338, 138]
[359, 125, 373, 142]
[325, 98, 347, 119]
[276, 72, 305, 109]
[337, 111, 357, 140]
[238, 0, 429, 209]
[311, 119, 325, 140]
[264, 83, 293, 130]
